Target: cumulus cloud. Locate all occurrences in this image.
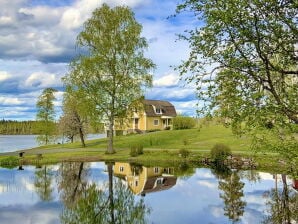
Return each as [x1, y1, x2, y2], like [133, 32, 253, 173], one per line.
[0, 71, 11, 82]
[0, 96, 24, 106]
[0, 0, 198, 120]
[23, 72, 63, 89]
[153, 73, 179, 87]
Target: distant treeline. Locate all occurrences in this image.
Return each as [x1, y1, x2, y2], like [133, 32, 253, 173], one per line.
[0, 119, 104, 135]
[0, 120, 51, 135]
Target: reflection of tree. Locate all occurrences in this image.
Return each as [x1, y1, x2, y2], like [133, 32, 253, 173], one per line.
[238, 169, 260, 183]
[57, 162, 89, 208]
[175, 162, 195, 179]
[34, 165, 54, 201]
[263, 174, 298, 224]
[61, 163, 150, 224]
[219, 170, 246, 223]
[211, 163, 232, 180]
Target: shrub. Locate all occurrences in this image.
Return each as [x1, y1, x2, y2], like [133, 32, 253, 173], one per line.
[173, 116, 196, 130]
[0, 156, 19, 169]
[179, 148, 190, 158]
[210, 143, 231, 163]
[130, 144, 143, 157]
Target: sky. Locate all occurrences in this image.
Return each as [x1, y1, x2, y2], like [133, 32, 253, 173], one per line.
[0, 0, 198, 121]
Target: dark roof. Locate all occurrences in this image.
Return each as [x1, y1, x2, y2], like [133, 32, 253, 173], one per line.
[141, 176, 177, 194]
[143, 99, 177, 117]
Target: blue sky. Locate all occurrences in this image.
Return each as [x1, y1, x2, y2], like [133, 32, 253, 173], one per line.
[0, 0, 198, 121]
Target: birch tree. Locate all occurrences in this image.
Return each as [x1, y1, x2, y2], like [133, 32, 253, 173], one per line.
[64, 4, 154, 154]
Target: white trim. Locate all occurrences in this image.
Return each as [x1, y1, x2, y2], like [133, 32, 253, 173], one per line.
[153, 119, 159, 126]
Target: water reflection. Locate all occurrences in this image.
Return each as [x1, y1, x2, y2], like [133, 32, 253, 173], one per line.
[0, 162, 297, 224]
[219, 170, 246, 223]
[57, 162, 89, 207]
[263, 174, 298, 224]
[61, 162, 149, 224]
[114, 162, 177, 196]
[34, 165, 54, 201]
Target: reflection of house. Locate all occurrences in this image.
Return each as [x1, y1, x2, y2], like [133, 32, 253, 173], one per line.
[114, 162, 177, 195]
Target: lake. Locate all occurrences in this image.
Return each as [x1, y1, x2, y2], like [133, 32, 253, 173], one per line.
[0, 134, 105, 153]
[0, 161, 297, 224]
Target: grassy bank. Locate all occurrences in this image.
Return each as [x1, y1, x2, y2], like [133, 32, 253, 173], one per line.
[0, 124, 283, 172]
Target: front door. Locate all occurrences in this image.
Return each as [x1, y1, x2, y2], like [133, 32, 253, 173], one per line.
[134, 118, 139, 129]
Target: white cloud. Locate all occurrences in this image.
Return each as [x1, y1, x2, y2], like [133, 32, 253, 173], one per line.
[0, 71, 11, 82]
[0, 16, 13, 25]
[153, 73, 179, 87]
[0, 0, 198, 120]
[0, 96, 24, 105]
[23, 72, 63, 89]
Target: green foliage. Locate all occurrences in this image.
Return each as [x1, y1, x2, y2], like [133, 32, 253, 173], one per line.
[176, 0, 298, 163]
[210, 143, 232, 163]
[130, 144, 144, 157]
[0, 120, 56, 135]
[176, 0, 298, 125]
[173, 116, 196, 130]
[36, 88, 57, 145]
[0, 156, 19, 169]
[64, 4, 155, 153]
[179, 148, 190, 158]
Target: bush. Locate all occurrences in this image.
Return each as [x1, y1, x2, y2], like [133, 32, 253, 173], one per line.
[210, 143, 231, 163]
[0, 156, 19, 169]
[173, 116, 196, 130]
[179, 148, 190, 158]
[130, 144, 143, 157]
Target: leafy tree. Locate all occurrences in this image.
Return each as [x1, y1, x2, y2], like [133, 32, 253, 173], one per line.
[64, 4, 154, 154]
[36, 88, 57, 145]
[59, 90, 90, 147]
[176, 0, 297, 124]
[176, 0, 298, 168]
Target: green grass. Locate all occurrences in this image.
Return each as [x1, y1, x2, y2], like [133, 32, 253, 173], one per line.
[0, 123, 283, 172]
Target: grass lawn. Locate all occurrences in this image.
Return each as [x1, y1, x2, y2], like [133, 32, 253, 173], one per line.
[0, 123, 283, 172]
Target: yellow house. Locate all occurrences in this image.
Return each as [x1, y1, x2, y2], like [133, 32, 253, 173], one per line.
[114, 162, 177, 195]
[127, 99, 177, 133]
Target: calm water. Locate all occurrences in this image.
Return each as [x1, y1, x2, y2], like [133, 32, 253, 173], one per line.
[0, 162, 297, 224]
[0, 134, 105, 153]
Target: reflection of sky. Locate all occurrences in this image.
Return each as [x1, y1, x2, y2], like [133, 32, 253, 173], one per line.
[0, 163, 109, 224]
[0, 164, 294, 224]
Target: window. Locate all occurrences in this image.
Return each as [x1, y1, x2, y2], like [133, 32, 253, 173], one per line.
[154, 167, 159, 173]
[155, 108, 162, 114]
[119, 166, 124, 172]
[154, 119, 159, 126]
[135, 180, 138, 187]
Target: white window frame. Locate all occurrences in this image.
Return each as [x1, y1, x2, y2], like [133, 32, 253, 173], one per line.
[154, 119, 159, 126]
[119, 166, 124, 172]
